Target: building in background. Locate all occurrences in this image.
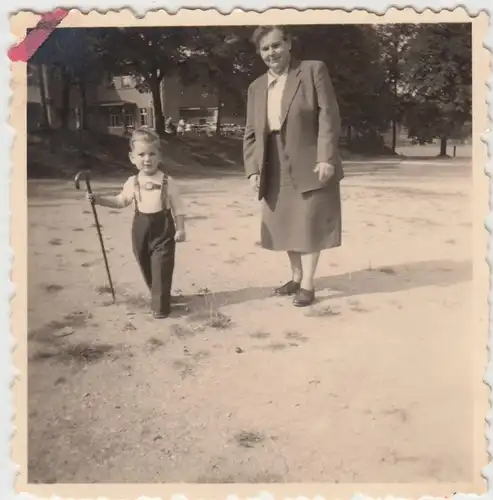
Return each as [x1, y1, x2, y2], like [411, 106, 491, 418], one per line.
[27, 64, 245, 136]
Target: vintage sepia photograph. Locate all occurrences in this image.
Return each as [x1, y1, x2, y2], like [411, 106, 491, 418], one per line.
[11, 7, 488, 498]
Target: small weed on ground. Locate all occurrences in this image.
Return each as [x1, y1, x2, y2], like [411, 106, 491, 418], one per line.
[43, 284, 64, 293]
[285, 330, 309, 342]
[148, 337, 166, 351]
[249, 331, 270, 339]
[29, 310, 93, 342]
[172, 359, 195, 379]
[124, 293, 148, 310]
[170, 323, 201, 338]
[234, 430, 265, 448]
[305, 306, 341, 318]
[32, 341, 114, 365]
[189, 309, 232, 329]
[376, 266, 397, 275]
[49, 238, 63, 246]
[188, 292, 233, 330]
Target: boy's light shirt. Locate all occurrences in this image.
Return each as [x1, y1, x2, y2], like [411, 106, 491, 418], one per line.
[115, 171, 185, 216]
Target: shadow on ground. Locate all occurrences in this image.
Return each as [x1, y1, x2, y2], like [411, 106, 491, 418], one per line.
[169, 259, 472, 312]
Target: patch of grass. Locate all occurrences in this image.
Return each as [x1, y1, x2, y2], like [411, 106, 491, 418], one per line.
[170, 323, 201, 338]
[125, 293, 148, 310]
[376, 266, 397, 275]
[285, 330, 309, 342]
[190, 308, 232, 330]
[122, 322, 136, 332]
[96, 285, 114, 296]
[72, 227, 84, 232]
[188, 291, 233, 330]
[48, 238, 62, 246]
[249, 331, 270, 339]
[305, 306, 341, 318]
[234, 430, 265, 448]
[383, 407, 409, 423]
[193, 349, 210, 360]
[29, 310, 93, 342]
[81, 262, 93, 268]
[83, 210, 91, 214]
[260, 342, 288, 351]
[148, 337, 165, 351]
[75, 248, 88, 253]
[43, 284, 64, 293]
[224, 256, 245, 265]
[172, 359, 194, 379]
[60, 342, 113, 364]
[349, 300, 369, 313]
[31, 341, 114, 365]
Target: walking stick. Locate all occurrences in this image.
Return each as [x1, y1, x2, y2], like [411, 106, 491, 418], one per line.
[74, 170, 116, 302]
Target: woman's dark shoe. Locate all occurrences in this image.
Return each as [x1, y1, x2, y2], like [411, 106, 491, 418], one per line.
[274, 280, 301, 296]
[293, 288, 315, 307]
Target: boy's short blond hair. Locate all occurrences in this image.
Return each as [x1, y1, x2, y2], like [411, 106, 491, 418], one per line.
[129, 126, 162, 150]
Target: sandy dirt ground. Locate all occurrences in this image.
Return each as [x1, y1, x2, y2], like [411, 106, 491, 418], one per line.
[26, 158, 473, 484]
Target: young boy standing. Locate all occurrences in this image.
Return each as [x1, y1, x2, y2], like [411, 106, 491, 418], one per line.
[87, 127, 186, 319]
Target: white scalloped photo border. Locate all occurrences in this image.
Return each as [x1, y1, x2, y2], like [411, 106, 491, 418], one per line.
[3, 4, 491, 500]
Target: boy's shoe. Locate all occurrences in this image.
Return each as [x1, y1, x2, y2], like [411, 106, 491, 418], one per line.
[152, 311, 169, 319]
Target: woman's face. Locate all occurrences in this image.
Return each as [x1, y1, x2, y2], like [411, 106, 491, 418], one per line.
[258, 28, 291, 74]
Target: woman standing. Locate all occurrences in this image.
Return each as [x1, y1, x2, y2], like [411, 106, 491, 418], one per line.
[243, 25, 344, 307]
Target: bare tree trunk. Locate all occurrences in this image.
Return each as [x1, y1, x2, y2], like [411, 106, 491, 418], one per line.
[215, 94, 222, 137]
[391, 119, 397, 153]
[60, 70, 71, 129]
[38, 64, 50, 130]
[439, 136, 448, 156]
[79, 78, 87, 130]
[150, 75, 165, 135]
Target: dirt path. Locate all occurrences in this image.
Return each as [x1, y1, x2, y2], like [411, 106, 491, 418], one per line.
[27, 160, 473, 483]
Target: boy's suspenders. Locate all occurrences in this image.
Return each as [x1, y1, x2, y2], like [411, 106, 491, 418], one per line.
[133, 174, 170, 212]
[160, 175, 170, 210]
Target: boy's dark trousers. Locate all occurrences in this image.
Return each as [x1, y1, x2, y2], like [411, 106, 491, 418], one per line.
[131, 206, 176, 315]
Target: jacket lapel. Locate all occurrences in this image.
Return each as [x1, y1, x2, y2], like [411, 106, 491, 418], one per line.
[280, 60, 302, 128]
[255, 74, 268, 136]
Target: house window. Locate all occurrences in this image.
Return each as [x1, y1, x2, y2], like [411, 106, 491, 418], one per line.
[125, 113, 134, 128]
[121, 76, 133, 88]
[109, 113, 122, 127]
[139, 108, 148, 126]
[27, 64, 39, 86]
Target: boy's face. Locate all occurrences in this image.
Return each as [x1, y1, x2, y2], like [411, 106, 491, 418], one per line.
[129, 140, 160, 175]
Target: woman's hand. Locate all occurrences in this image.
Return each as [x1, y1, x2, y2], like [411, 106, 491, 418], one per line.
[314, 162, 335, 183]
[249, 173, 260, 193]
[175, 229, 186, 242]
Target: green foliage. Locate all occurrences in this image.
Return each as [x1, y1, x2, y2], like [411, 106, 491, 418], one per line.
[30, 24, 472, 151]
[400, 23, 472, 148]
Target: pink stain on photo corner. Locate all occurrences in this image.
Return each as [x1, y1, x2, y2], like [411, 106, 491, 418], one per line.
[8, 8, 69, 62]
